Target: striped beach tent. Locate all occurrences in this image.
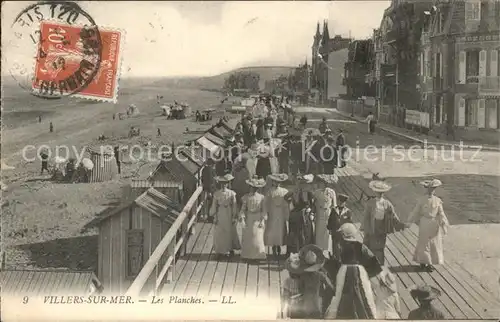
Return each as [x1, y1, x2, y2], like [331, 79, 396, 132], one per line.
[86, 146, 119, 183]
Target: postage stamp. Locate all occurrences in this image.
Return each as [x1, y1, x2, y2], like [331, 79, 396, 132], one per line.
[33, 21, 123, 102]
[8, 1, 105, 98]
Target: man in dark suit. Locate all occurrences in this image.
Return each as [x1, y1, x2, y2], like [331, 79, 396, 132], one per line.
[336, 128, 346, 168]
[201, 158, 217, 222]
[327, 194, 353, 260]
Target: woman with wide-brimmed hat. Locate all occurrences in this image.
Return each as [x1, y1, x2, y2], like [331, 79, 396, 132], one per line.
[312, 174, 338, 251]
[372, 267, 401, 319]
[239, 177, 268, 261]
[209, 173, 241, 258]
[361, 180, 409, 265]
[264, 174, 290, 256]
[407, 179, 449, 272]
[281, 244, 334, 319]
[285, 174, 315, 255]
[325, 223, 382, 319]
[408, 285, 445, 319]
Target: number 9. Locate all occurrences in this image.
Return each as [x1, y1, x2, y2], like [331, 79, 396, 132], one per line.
[23, 296, 29, 304]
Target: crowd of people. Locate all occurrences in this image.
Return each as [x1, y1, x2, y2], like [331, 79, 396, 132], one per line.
[200, 95, 451, 319]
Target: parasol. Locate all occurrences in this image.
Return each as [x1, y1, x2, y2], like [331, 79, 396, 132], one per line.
[81, 158, 94, 170]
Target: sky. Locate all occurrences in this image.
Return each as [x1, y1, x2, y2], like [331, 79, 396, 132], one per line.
[2, 1, 390, 78]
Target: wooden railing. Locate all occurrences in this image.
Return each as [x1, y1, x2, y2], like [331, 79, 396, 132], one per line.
[125, 186, 205, 296]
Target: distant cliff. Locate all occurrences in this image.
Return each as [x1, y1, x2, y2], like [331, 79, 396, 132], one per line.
[154, 66, 296, 92]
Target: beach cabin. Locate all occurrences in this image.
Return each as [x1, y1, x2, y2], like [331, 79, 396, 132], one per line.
[87, 187, 182, 293]
[157, 150, 203, 203]
[86, 146, 119, 183]
[0, 269, 102, 295]
[195, 135, 222, 161]
[203, 132, 227, 148]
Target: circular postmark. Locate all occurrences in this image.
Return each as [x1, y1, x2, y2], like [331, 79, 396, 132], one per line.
[7, 1, 103, 99]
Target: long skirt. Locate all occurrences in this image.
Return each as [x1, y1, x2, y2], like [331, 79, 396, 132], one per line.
[315, 208, 330, 251]
[241, 213, 267, 260]
[325, 264, 377, 319]
[214, 209, 241, 254]
[363, 233, 387, 266]
[264, 210, 287, 246]
[413, 216, 445, 265]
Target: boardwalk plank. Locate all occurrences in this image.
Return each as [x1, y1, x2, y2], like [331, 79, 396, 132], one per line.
[392, 231, 479, 318]
[221, 257, 239, 296]
[245, 261, 259, 299]
[338, 165, 499, 319]
[233, 258, 248, 297]
[257, 255, 271, 299]
[208, 255, 229, 299]
[338, 171, 458, 318]
[268, 257, 282, 317]
[183, 222, 214, 296]
[170, 223, 211, 294]
[162, 222, 208, 294]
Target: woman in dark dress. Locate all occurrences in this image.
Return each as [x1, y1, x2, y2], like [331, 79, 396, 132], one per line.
[285, 174, 315, 255]
[325, 223, 383, 319]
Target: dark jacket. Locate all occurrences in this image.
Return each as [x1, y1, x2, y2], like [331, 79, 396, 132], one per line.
[201, 166, 216, 192]
[407, 304, 445, 320]
[336, 133, 345, 146]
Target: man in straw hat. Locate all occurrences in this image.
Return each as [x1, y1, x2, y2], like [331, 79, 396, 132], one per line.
[408, 285, 445, 319]
[327, 193, 353, 260]
[325, 223, 382, 319]
[361, 180, 410, 265]
[312, 174, 338, 251]
[209, 173, 241, 258]
[407, 179, 449, 272]
[264, 173, 290, 257]
[282, 244, 333, 319]
[239, 177, 268, 261]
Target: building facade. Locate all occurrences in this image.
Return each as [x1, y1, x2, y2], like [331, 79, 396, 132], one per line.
[419, 0, 500, 135]
[343, 39, 376, 99]
[311, 21, 351, 103]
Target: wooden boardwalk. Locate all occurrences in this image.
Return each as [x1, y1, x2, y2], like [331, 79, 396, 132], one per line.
[161, 166, 500, 319]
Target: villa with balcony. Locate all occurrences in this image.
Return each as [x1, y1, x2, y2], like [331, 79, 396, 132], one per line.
[419, 0, 500, 139]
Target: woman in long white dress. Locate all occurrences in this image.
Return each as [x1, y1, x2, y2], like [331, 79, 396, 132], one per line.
[312, 174, 337, 251]
[209, 174, 241, 258]
[407, 179, 449, 272]
[239, 177, 268, 261]
[264, 173, 289, 257]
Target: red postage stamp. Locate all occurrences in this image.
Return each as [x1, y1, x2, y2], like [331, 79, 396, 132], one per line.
[32, 21, 123, 102]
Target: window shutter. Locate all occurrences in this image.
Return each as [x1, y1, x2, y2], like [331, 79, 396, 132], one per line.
[458, 51, 466, 83]
[465, 2, 472, 20]
[439, 53, 443, 77]
[420, 52, 424, 76]
[479, 50, 487, 77]
[426, 49, 432, 77]
[478, 99, 486, 128]
[477, 2, 481, 20]
[458, 98, 466, 126]
[490, 50, 498, 77]
[433, 53, 437, 76]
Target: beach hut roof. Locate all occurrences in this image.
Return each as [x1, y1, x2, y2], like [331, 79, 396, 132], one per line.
[87, 145, 115, 156]
[204, 132, 226, 147]
[85, 187, 182, 228]
[0, 269, 101, 295]
[196, 136, 221, 155]
[178, 146, 205, 166]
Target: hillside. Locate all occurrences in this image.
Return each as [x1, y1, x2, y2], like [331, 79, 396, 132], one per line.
[154, 66, 296, 92]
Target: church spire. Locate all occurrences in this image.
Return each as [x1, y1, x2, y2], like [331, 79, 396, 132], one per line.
[315, 21, 321, 37]
[322, 20, 330, 46]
